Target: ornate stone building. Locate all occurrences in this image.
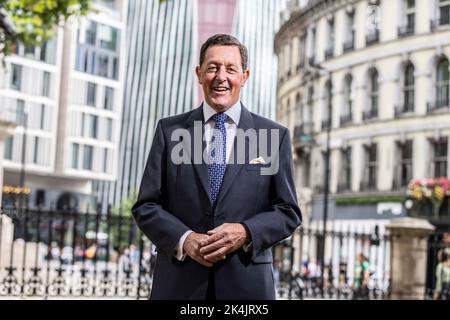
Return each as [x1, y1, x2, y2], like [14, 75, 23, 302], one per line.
[275, 0, 450, 236]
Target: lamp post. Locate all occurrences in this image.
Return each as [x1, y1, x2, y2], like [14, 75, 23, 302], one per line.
[304, 61, 331, 296]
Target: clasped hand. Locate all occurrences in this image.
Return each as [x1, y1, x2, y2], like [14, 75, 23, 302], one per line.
[182, 223, 250, 267]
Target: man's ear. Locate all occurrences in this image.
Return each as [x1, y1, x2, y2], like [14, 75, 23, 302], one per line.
[195, 66, 202, 84]
[241, 69, 250, 87]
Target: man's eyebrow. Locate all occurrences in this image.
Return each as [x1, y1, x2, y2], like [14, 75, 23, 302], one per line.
[206, 61, 238, 67]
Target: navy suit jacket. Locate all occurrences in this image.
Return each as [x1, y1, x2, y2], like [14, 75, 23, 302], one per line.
[132, 104, 301, 299]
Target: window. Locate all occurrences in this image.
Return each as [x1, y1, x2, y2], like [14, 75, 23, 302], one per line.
[24, 46, 35, 58]
[4, 137, 13, 160]
[399, 0, 415, 36]
[406, 0, 415, 29]
[33, 137, 39, 164]
[325, 18, 334, 58]
[322, 81, 332, 129]
[16, 100, 25, 126]
[83, 145, 93, 170]
[341, 75, 353, 124]
[403, 64, 415, 112]
[395, 140, 413, 188]
[103, 148, 109, 173]
[86, 21, 97, 45]
[81, 113, 85, 137]
[364, 69, 378, 119]
[362, 144, 377, 190]
[89, 115, 98, 139]
[343, 11, 355, 52]
[432, 138, 447, 178]
[106, 118, 113, 141]
[40, 104, 45, 130]
[439, 0, 450, 25]
[339, 147, 352, 191]
[299, 34, 306, 67]
[309, 27, 316, 64]
[98, 54, 109, 78]
[98, 25, 117, 51]
[104, 87, 114, 110]
[72, 143, 79, 169]
[42, 71, 50, 97]
[436, 58, 449, 108]
[87, 82, 97, 106]
[11, 64, 22, 90]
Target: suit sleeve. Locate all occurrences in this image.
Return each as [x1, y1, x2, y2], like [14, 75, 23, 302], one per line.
[131, 120, 190, 258]
[242, 127, 302, 260]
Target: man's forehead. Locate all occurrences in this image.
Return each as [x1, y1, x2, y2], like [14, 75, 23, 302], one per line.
[203, 45, 241, 63]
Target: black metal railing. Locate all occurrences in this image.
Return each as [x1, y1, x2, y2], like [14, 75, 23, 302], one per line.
[325, 46, 334, 59]
[362, 108, 378, 120]
[427, 100, 450, 113]
[274, 227, 391, 300]
[340, 114, 352, 126]
[398, 23, 415, 37]
[395, 103, 415, 116]
[430, 16, 450, 30]
[0, 206, 154, 299]
[321, 119, 331, 130]
[343, 33, 355, 53]
[366, 29, 379, 46]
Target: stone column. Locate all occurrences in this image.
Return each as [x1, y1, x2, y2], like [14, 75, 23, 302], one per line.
[386, 217, 435, 299]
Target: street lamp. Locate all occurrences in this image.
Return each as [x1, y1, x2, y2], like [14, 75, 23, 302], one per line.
[304, 60, 332, 296]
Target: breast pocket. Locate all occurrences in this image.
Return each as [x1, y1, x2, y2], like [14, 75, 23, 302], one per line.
[245, 163, 272, 172]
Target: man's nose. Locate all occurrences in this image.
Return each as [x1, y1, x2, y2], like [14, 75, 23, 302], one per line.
[215, 66, 227, 81]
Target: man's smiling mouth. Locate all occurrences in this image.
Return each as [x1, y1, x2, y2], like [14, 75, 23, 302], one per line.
[213, 87, 230, 93]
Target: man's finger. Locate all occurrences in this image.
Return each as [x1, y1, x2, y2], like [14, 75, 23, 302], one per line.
[204, 247, 228, 261]
[200, 232, 223, 247]
[199, 238, 225, 254]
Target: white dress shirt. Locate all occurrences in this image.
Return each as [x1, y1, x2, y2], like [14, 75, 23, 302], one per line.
[174, 101, 251, 261]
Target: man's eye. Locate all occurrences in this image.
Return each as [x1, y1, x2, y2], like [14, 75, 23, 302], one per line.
[207, 67, 217, 72]
[227, 68, 237, 73]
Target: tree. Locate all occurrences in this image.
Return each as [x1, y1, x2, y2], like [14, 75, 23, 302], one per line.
[0, 0, 92, 57]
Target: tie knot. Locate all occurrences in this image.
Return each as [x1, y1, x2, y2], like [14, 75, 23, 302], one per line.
[212, 112, 228, 126]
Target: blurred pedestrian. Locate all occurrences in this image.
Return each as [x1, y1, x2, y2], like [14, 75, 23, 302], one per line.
[353, 253, 370, 299]
[434, 249, 450, 300]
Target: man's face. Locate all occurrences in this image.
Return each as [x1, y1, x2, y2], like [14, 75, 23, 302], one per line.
[196, 45, 250, 112]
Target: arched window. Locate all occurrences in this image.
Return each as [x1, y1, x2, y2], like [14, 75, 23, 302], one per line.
[436, 58, 449, 108]
[341, 74, 353, 125]
[403, 63, 415, 112]
[367, 69, 379, 118]
[322, 80, 332, 129]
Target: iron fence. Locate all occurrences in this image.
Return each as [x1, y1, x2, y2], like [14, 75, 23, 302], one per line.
[0, 206, 154, 299]
[273, 227, 392, 300]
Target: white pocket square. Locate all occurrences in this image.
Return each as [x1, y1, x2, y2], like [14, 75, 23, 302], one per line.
[249, 156, 266, 164]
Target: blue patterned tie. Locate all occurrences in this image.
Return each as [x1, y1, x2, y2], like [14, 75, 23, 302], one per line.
[208, 112, 228, 205]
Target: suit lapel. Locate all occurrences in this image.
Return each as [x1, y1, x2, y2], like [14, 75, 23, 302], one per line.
[185, 106, 212, 205]
[215, 105, 255, 209]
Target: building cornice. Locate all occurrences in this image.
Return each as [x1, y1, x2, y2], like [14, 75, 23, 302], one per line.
[275, 0, 357, 53]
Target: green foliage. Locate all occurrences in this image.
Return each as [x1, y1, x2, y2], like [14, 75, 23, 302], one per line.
[110, 189, 139, 248]
[112, 189, 138, 217]
[335, 195, 406, 206]
[0, 0, 92, 57]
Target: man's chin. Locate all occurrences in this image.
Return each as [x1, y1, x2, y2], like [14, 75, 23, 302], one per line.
[208, 99, 233, 111]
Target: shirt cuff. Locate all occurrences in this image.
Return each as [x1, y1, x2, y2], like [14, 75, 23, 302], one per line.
[175, 230, 193, 261]
[243, 241, 253, 252]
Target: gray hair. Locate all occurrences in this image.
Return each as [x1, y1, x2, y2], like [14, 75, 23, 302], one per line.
[199, 34, 248, 71]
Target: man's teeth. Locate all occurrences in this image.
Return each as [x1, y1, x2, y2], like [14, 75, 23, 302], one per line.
[214, 88, 228, 91]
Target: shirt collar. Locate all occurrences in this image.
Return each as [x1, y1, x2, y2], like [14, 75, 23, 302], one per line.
[203, 101, 241, 126]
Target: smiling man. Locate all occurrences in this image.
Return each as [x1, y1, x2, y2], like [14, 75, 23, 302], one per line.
[132, 34, 301, 300]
